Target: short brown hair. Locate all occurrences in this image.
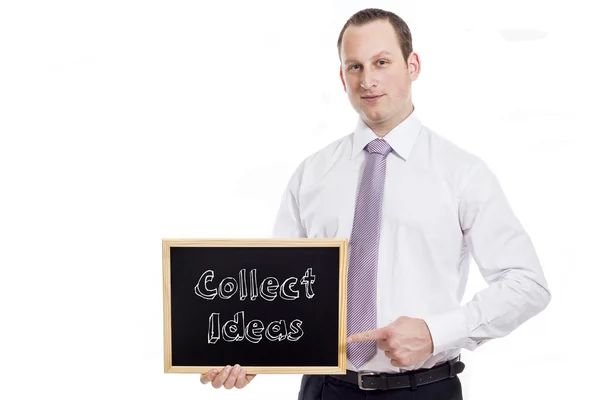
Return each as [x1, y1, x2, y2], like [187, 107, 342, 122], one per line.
[337, 8, 413, 64]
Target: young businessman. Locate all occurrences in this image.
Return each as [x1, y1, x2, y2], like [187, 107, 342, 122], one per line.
[200, 8, 551, 399]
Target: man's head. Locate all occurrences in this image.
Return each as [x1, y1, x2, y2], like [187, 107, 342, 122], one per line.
[337, 8, 420, 136]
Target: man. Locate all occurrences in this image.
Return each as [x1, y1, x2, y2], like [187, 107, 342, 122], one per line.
[200, 8, 551, 399]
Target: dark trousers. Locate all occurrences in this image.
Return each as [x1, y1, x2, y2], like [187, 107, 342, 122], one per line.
[298, 374, 463, 400]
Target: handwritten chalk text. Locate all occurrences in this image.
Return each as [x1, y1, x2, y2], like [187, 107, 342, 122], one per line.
[194, 268, 316, 302]
[208, 311, 304, 344]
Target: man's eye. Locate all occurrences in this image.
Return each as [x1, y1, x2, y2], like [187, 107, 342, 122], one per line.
[349, 65, 360, 70]
[378, 60, 388, 65]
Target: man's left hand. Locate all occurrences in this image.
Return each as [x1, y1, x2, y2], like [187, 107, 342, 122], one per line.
[347, 316, 434, 367]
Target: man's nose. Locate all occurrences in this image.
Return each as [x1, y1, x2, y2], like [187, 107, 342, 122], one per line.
[360, 70, 378, 90]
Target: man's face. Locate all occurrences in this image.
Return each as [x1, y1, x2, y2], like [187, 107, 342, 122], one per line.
[339, 19, 419, 134]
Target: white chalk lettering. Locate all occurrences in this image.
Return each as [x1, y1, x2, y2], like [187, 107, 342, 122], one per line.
[239, 269, 248, 300]
[222, 311, 245, 342]
[194, 270, 217, 300]
[208, 311, 305, 344]
[265, 320, 287, 341]
[259, 277, 279, 301]
[208, 313, 220, 343]
[194, 268, 315, 301]
[245, 319, 264, 343]
[287, 319, 304, 341]
[249, 269, 258, 301]
[218, 277, 238, 299]
[280, 277, 299, 300]
[300, 268, 316, 299]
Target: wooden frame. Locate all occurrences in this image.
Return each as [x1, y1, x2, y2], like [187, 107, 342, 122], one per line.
[162, 238, 348, 374]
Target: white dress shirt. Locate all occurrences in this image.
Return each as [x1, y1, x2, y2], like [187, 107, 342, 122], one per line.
[272, 108, 551, 373]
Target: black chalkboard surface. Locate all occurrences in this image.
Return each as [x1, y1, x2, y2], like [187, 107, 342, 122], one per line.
[162, 239, 348, 374]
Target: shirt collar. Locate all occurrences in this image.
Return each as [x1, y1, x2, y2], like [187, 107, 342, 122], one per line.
[350, 108, 423, 160]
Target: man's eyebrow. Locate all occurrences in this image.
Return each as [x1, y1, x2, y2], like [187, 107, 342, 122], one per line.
[344, 51, 392, 65]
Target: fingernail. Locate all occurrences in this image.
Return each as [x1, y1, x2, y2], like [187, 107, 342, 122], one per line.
[233, 364, 240, 371]
[210, 370, 217, 376]
[225, 365, 232, 372]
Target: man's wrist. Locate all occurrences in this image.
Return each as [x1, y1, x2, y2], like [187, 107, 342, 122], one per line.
[422, 309, 468, 355]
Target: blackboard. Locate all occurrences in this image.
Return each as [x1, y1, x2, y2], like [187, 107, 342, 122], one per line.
[162, 238, 348, 374]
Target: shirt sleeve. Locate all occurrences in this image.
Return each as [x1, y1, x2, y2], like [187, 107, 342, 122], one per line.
[423, 160, 552, 355]
[272, 161, 308, 239]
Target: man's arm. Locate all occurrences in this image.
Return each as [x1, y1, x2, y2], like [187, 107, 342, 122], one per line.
[423, 159, 552, 355]
[272, 161, 308, 239]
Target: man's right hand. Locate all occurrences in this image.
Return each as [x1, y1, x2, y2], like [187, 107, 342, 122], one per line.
[200, 364, 256, 389]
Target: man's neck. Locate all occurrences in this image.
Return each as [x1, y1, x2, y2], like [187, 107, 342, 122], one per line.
[367, 105, 414, 138]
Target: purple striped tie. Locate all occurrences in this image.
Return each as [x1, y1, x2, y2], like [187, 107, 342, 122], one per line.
[347, 138, 393, 369]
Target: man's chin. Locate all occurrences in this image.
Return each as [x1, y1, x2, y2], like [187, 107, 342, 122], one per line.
[361, 112, 387, 125]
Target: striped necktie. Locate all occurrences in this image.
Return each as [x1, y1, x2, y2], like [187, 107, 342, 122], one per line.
[346, 138, 393, 369]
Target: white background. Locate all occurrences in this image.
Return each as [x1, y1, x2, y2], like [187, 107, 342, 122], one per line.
[1, 0, 598, 399]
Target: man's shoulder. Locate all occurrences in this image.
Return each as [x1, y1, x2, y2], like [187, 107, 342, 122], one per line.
[305, 133, 352, 163]
[290, 133, 353, 176]
[420, 124, 485, 171]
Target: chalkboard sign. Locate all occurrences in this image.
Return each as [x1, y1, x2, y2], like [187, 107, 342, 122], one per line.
[162, 238, 348, 374]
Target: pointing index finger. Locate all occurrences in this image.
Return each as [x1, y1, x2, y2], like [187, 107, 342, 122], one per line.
[347, 327, 389, 343]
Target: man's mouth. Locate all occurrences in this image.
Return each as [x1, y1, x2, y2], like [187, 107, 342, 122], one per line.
[362, 95, 383, 103]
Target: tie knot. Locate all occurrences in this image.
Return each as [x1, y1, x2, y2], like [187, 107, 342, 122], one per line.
[366, 139, 393, 156]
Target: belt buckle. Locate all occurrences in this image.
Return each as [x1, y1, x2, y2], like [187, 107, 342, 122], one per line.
[357, 370, 378, 390]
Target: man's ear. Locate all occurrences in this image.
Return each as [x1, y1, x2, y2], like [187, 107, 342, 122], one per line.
[339, 66, 346, 92]
[407, 52, 421, 80]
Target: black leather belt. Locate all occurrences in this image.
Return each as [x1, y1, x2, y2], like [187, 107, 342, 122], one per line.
[328, 356, 465, 391]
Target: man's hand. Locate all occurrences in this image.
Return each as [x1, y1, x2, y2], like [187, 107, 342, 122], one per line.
[200, 364, 256, 389]
[347, 316, 434, 367]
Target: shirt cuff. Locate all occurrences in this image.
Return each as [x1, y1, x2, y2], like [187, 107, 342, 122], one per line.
[422, 308, 469, 355]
